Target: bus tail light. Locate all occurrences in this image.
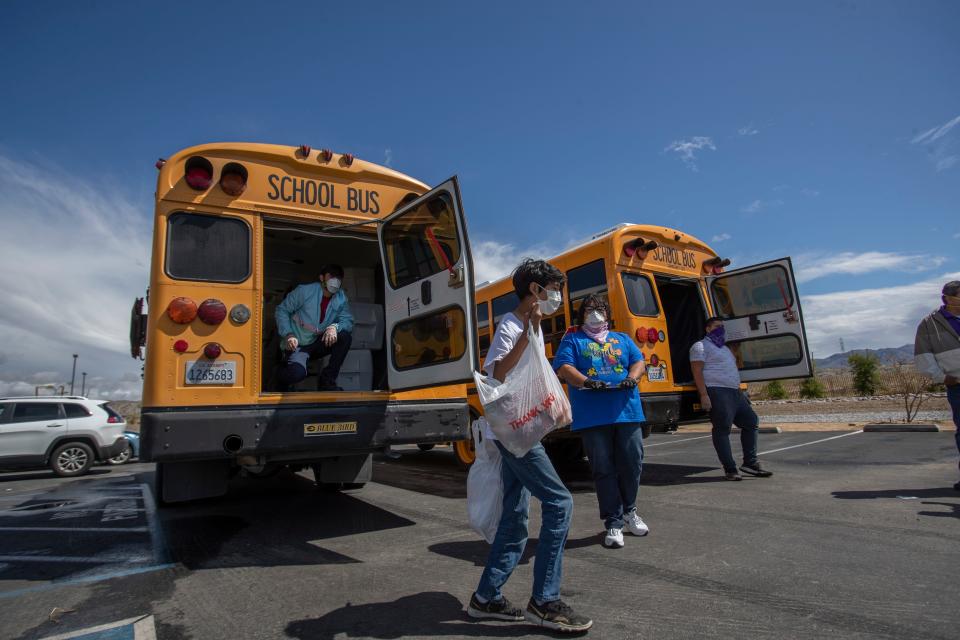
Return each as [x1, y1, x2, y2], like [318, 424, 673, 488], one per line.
[197, 299, 227, 325]
[173, 339, 189, 353]
[184, 157, 213, 190]
[204, 343, 222, 359]
[636, 327, 646, 343]
[168, 297, 198, 324]
[219, 163, 248, 197]
[647, 327, 659, 344]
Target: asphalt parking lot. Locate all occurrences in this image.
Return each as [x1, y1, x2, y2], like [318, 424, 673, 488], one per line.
[0, 429, 957, 640]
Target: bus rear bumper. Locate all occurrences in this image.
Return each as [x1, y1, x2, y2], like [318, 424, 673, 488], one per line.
[140, 400, 470, 463]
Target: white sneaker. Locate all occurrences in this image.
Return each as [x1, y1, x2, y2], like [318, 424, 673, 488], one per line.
[625, 512, 649, 536]
[603, 527, 624, 548]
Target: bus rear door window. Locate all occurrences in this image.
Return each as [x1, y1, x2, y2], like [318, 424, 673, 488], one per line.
[381, 194, 461, 290]
[732, 335, 803, 370]
[166, 212, 251, 283]
[711, 264, 792, 319]
[621, 273, 659, 316]
[392, 306, 467, 370]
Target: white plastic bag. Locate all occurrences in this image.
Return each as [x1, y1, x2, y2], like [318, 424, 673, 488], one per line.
[466, 417, 503, 543]
[472, 324, 572, 457]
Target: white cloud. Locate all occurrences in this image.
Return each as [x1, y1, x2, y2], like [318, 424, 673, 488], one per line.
[738, 124, 759, 136]
[711, 233, 731, 243]
[911, 114, 960, 173]
[935, 155, 957, 171]
[802, 271, 960, 357]
[793, 251, 948, 284]
[664, 136, 716, 171]
[911, 114, 960, 144]
[384, 148, 393, 167]
[471, 239, 562, 285]
[0, 154, 150, 400]
[741, 199, 783, 214]
[800, 188, 820, 197]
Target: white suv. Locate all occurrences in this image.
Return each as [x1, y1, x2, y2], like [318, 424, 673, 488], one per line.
[0, 397, 127, 477]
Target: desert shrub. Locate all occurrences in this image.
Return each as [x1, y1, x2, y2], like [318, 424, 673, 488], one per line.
[848, 353, 880, 396]
[799, 375, 826, 399]
[765, 380, 787, 400]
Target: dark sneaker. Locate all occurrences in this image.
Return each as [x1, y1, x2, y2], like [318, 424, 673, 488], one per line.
[525, 598, 593, 633]
[467, 593, 524, 622]
[724, 471, 743, 481]
[740, 462, 773, 477]
[954, 480, 960, 492]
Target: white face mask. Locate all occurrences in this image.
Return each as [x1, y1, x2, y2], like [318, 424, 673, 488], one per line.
[585, 311, 606, 328]
[325, 277, 341, 293]
[535, 285, 562, 315]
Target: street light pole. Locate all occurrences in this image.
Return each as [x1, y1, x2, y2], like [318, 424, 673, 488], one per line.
[70, 354, 78, 395]
[81, 372, 87, 396]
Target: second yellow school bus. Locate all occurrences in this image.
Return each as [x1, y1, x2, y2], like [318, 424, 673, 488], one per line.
[130, 142, 479, 502]
[453, 223, 812, 466]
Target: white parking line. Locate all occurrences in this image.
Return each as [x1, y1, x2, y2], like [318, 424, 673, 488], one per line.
[758, 430, 863, 455]
[645, 435, 712, 447]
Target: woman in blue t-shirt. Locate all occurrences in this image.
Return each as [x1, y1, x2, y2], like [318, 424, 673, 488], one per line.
[553, 294, 649, 549]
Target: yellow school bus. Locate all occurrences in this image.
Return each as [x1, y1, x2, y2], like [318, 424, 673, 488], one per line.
[130, 142, 479, 502]
[453, 223, 811, 466]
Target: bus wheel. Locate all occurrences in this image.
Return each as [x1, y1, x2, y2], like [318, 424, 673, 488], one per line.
[417, 443, 435, 452]
[454, 438, 475, 470]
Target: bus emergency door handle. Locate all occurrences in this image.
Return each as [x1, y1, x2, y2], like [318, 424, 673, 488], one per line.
[421, 280, 432, 305]
[748, 314, 761, 331]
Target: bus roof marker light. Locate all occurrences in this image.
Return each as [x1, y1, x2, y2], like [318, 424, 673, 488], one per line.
[167, 297, 198, 324]
[219, 162, 248, 197]
[319, 149, 333, 162]
[197, 299, 227, 325]
[155, 158, 166, 170]
[184, 156, 213, 190]
[341, 153, 355, 167]
[297, 145, 311, 158]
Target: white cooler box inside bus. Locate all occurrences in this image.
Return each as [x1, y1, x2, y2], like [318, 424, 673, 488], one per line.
[342, 267, 376, 303]
[349, 302, 384, 350]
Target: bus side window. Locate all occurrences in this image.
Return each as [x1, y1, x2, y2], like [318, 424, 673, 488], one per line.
[476, 301, 491, 359]
[567, 259, 608, 324]
[491, 291, 520, 332]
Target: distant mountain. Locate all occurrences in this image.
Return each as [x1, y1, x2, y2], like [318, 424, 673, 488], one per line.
[813, 344, 915, 370]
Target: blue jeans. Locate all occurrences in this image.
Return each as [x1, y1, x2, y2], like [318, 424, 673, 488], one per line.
[948, 384, 960, 469]
[476, 441, 573, 604]
[579, 423, 644, 529]
[707, 387, 759, 473]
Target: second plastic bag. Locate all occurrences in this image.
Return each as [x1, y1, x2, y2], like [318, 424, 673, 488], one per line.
[466, 417, 502, 543]
[473, 324, 572, 457]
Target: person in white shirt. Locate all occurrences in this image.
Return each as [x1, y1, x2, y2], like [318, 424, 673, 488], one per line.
[690, 316, 773, 481]
[467, 259, 592, 633]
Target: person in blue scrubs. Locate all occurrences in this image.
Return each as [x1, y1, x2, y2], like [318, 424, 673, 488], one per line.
[553, 294, 649, 549]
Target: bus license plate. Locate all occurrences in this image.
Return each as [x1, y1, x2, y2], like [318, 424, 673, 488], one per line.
[646, 365, 665, 382]
[185, 361, 236, 385]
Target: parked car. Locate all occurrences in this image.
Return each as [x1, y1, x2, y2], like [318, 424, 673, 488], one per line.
[0, 397, 127, 477]
[107, 430, 140, 465]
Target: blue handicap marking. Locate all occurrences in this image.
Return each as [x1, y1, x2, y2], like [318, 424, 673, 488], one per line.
[40, 615, 155, 640]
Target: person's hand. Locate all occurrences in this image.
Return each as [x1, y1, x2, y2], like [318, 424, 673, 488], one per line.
[945, 374, 959, 387]
[699, 393, 712, 412]
[582, 379, 607, 390]
[285, 336, 299, 351]
[322, 326, 338, 347]
[619, 377, 637, 389]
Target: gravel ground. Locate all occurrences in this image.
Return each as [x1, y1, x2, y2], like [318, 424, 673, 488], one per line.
[751, 394, 953, 424]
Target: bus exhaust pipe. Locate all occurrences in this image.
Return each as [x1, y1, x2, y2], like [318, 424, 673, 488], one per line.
[223, 435, 244, 454]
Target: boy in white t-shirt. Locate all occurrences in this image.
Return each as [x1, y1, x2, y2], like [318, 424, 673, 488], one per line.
[467, 259, 592, 633]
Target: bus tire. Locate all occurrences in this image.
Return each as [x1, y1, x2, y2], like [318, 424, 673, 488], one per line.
[417, 443, 435, 452]
[453, 438, 475, 470]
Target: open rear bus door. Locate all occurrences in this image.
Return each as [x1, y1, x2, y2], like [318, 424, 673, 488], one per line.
[707, 257, 812, 382]
[377, 177, 479, 391]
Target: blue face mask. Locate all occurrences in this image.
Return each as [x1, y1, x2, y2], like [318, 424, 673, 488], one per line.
[707, 326, 725, 347]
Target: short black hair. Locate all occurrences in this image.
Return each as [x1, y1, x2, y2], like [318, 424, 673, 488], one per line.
[319, 264, 344, 279]
[705, 316, 723, 329]
[576, 293, 610, 326]
[512, 258, 564, 299]
[943, 281, 960, 297]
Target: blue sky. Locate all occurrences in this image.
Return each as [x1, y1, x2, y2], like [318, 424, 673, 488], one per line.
[1, 1, 958, 397]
